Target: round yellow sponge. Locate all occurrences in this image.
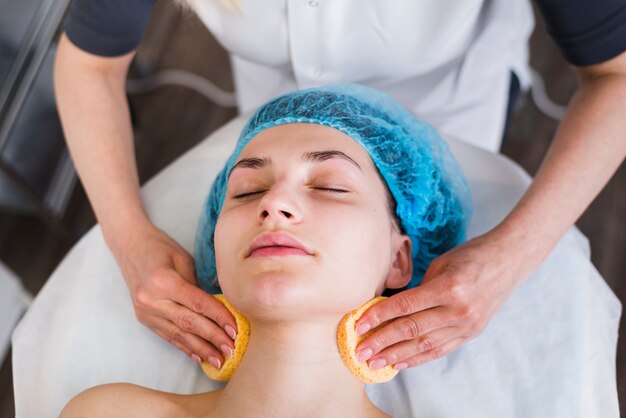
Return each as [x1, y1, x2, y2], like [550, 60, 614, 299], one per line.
[337, 296, 399, 383]
[200, 294, 250, 381]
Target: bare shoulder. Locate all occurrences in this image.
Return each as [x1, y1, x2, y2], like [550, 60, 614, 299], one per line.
[59, 383, 186, 418]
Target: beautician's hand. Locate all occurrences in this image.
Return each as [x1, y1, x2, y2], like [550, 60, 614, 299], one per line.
[55, 35, 235, 369]
[354, 226, 539, 370]
[353, 49, 626, 370]
[112, 223, 236, 369]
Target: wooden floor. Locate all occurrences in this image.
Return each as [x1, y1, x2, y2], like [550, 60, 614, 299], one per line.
[1, 2, 624, 416]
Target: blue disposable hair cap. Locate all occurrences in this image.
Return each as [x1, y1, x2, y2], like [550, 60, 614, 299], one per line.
[194, 83, 472, 294]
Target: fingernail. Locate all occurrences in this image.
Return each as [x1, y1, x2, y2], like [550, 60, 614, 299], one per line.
[369, 358, 387, 371]
[394, 362, 408, 371]
[356, 347, 373, 363]
[208, 356, 222, 369]
[191, 353, 201, 364]
[220, 343, 233, 359]
[224, 324, 237, 340]
[356, 323, 371, 336]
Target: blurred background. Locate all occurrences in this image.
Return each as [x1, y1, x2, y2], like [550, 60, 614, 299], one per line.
[0, 1, 623, 416]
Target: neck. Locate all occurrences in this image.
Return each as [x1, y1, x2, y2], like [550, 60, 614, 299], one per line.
[209, 317, 388, 418]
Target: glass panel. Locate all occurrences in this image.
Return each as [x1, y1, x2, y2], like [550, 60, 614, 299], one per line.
[0, 0, 46, 88]
[0, 46, 65, 212]
[0, 0, 71, 214]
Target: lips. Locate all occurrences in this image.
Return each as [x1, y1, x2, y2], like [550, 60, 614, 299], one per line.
[247, 231, 314, 258]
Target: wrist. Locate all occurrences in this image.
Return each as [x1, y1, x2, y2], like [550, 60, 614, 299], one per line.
[490, 214, 559, 271]
[101, 209, 155, 255]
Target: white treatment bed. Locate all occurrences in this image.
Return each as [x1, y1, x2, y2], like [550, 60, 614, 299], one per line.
[12, 117, 621, 417]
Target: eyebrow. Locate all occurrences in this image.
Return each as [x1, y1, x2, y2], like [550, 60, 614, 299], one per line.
[303, 150, 361, 169]
[231, 156, 270, 172]
[229, 149, 361, 177]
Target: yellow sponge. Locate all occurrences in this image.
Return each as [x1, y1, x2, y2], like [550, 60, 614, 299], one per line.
[200, 294, 250, 381]
[337, 296, 398, 383]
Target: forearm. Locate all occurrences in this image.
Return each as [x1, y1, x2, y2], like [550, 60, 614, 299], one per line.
[54, 34, 152, 250]
[496, 65, 626, 268]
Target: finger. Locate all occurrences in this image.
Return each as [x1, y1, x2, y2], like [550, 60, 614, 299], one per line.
[152, 327, 193, 358]
[355, 307, 451, 361]
[160, 299, 235, 352]
[151, 316, 227, 369]
[420, 255, 449, 285]
[364, 327, 458, 371]
[153, 325, 217, 367]
[355, 282, 443, 336]
[172, 250, 198, 285]
[392, 337, 467, 370]
[170, 280, 238, 339]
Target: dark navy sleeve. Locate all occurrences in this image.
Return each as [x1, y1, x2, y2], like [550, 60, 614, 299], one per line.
[64, 0, 156, 57]
[534, 0, 626, 66]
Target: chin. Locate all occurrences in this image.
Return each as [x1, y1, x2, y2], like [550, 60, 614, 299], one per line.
[223, 270, 314, 320]
[220, 265, 380, 320]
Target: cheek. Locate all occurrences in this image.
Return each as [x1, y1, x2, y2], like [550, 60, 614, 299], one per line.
[317, 203, 392, 295]
[213, 209, 251, 288]
[213, 217, 230, 282]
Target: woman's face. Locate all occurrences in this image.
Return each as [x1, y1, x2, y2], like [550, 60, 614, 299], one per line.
[214, 123, 411, 320]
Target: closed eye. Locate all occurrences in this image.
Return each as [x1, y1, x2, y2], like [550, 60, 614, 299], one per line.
[233, 190, 264, 199]
[314, 187, 348, 193]
[233, 187, 348, 199]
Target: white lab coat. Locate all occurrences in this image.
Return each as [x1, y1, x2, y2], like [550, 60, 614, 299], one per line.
[186, 0, 534, 152]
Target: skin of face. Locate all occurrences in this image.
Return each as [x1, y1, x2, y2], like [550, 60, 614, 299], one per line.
[214, 123, 412, 321]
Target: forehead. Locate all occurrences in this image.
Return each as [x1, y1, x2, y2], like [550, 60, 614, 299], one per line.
[238, 123, 372, 166]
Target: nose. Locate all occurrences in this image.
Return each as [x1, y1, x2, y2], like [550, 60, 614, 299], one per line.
[257, 185, 302, 225]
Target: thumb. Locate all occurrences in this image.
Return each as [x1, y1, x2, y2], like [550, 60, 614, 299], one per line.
[420, 256, 448, 285]
[172, 251, 198, 285]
